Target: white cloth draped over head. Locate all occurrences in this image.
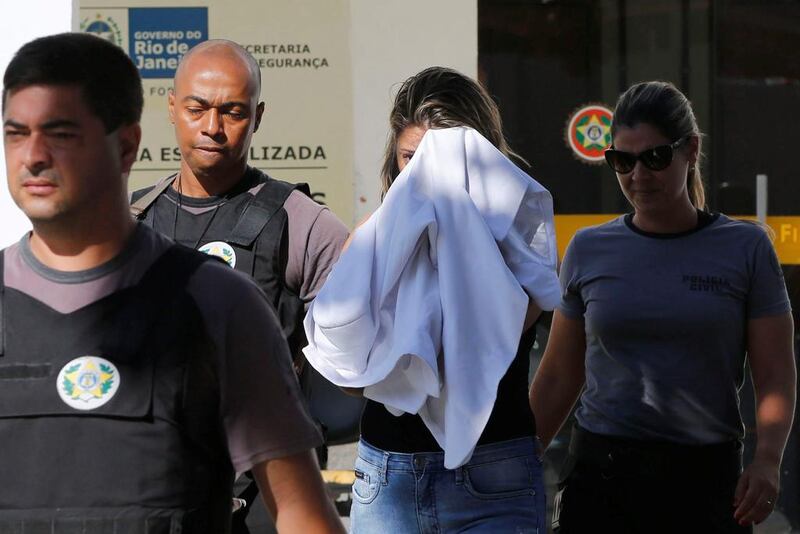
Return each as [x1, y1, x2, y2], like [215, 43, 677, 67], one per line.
[303, 127, 560, 468]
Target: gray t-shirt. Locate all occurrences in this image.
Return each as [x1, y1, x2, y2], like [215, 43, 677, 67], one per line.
[3, 224, 322, 472]
[283, 190, 349, 307]
[559, 213, 790, 444]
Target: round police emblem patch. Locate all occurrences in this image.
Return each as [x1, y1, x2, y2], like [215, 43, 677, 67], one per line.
[57, 356, 120, 411]
[198, 241, 237, 268]
[565, 104, 614, 164]
[80, 14, 123, 47]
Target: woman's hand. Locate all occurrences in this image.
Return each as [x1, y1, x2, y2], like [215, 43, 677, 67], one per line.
[733, 457, 780, 526]
[528, 310, 586, 449]
[523, 302, 542, 331]
[734, 312, 796, 526]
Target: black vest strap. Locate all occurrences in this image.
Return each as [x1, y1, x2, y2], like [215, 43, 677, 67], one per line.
[130, 175, 177, 220]
[227, 178, 310, 247]
[138, 242, 212, 295]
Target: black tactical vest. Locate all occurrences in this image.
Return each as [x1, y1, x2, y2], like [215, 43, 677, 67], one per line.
[131, 168, 309, 358]
[0, 246, 233, 533]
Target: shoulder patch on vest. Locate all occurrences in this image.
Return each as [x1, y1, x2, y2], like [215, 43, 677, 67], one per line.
[57, 356, 120, 411]
[198, 241, 237, 268]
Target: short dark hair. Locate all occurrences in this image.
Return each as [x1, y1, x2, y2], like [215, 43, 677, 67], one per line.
[3, 32, 143, 132]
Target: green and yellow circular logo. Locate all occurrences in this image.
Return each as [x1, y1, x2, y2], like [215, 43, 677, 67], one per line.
[80, 14, 123, 48]
[198, 241, 237, 268]
[566, 105, 613, 163]
[57, 356, 120, 411]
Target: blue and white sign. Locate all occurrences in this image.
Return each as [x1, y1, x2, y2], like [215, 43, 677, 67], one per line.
[129, 7, 208, 78]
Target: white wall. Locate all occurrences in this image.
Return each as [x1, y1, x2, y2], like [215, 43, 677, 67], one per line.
[0, 0, 77, 248]
[349, 0, 477, 223]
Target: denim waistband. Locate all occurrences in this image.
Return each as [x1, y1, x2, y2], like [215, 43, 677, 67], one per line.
[358, 436, 538, 474]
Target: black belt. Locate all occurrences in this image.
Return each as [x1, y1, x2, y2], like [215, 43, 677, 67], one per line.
[567, 425, 742, 478]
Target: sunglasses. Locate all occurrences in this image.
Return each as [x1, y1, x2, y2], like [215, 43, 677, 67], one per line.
[604, 138, 685, 173]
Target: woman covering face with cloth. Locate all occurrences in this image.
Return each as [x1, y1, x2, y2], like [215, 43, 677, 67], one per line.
[304, 66, 561, 532]
[531, 80, 796, 533]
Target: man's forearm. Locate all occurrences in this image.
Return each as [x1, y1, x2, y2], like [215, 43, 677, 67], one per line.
[254, 451, 346, 533]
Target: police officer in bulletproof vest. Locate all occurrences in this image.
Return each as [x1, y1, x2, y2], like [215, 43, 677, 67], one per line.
[129, 39, 361, 531]
[130, 39, 349, 363]
[0, 32, 345, 533]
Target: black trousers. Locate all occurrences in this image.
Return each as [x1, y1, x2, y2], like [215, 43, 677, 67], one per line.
[555, 426, 752, 534]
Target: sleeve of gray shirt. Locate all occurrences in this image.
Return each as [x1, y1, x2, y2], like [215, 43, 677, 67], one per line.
[557, 230, 587, 319]
[283, 190, 350, 307]
[188, 261, 323, 473]
[746, 229, 792, 318]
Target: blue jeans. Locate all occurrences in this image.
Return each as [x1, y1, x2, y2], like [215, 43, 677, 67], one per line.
[350, 437, 545, 533]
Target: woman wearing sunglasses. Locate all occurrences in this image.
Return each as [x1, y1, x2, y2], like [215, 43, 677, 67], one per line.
[530, 81, 795, 533]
